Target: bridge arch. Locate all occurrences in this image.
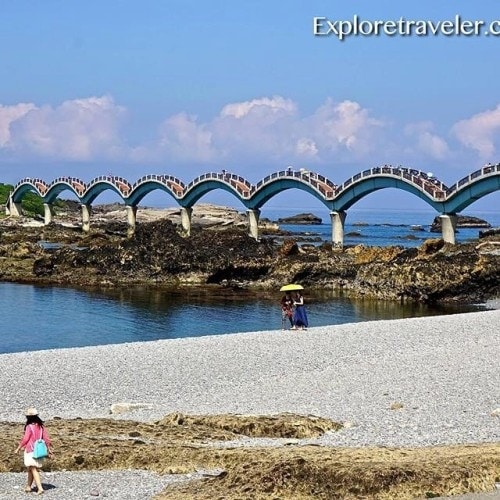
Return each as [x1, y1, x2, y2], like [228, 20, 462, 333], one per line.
[248, 172, 334, 210]
[79, 177, 131, 205]
[126, 175, 185, 206]
[5, 163, 499, 244]
[332, 176, 445, 212]
[443, 169, 500, 213]
[11, 178, 49, 202]
[181, 173, 251, 208]
[44, 178, 86, 203]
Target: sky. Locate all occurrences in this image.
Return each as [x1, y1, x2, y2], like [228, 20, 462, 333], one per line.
[0, 0, 499, 212]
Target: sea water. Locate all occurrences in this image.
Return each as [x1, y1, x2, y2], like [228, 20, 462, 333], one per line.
[0, 283, 483, 354]
[263, 207, 500, 247]
[1, 208, 497, 354]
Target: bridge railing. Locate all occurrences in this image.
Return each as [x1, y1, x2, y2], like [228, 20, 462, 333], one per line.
[84, 176, 131, 196]
[17, 178, 49, 194]
[336, 165, 447, 200]
[131, 174, 185, 196]
[14, 177, 34, 189]
[185, 172, 252, 197]
[132, 174, 185, 188]
[253, 169, 335, 197]
[446, 163, 500, 195]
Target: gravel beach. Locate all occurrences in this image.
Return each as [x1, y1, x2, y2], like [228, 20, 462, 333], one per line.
[1, 309, 499, 498]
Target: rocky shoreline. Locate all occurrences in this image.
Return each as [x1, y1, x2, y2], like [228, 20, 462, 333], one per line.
[0, 205, 499, 304]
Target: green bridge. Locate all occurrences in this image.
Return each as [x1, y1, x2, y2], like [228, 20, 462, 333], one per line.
[6, 163, 500, 247]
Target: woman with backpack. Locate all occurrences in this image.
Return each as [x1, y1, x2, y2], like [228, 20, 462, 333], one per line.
[15, 408, 53, 495]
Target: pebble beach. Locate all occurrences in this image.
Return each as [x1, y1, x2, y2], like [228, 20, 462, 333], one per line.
[1, 308, 499, 498]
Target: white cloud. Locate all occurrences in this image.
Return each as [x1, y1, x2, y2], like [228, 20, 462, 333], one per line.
[405, 121, 450, 160]
[157, 112, 215, 162]
[153, 96, 383, 166]
[295, 138, 318, 157]
[4, 95, 125, 160]
[220, 95, 296, 119]
[452, 105, 500, 158]
[0, 95, 386, 168]
[303, 99, 384, 158]
[0, 103, 36, 146]
[14, 94, 500, 174]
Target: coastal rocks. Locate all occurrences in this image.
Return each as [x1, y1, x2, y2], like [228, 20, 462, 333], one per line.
[0, 215, 498, 303]
[430, 214, 491, 232]
[346, 245, 405, 265]
[279, 239, 300, 256]
[480, 227, 500, 238]
[417, 238, 445, 256]
[352, 244, 500, 303]
[277, 213, 322, 225]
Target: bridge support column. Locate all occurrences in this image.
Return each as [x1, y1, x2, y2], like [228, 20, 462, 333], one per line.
[126, 205, 137, 237]
[439, 214, 457, 244]
[330, 210, 347, 250]
[247, 208, 261, 241]
[81, 204, 91, 233]
[43, 203, 54, 225]
[180, 207, 192, 236]
[6, 195, 22, 217]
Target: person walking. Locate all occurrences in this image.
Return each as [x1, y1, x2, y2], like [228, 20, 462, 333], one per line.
[15, 408, 53, 495]
[280, 292, 294, 330]
[292, 291, 308, 330]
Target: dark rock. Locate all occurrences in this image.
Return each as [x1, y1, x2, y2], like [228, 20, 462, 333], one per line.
[0, 217, 498, 304]
[418, 238, 445, 255]
[277, 213, 322, 225]
[430, 214, 491, 232]
[479, 227, 500, 238]
[279, 239, 300, 256]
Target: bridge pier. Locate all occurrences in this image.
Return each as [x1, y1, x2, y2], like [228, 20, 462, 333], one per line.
[180, 207, 192, 236]
[439, 214, 458, 244]
[6, 194, 22, 217]
[126, 205, 137, 237]
[247, 208, 261, 241]
[81, 204, 91, 233]
[330, 210, 347, 250]
[43, 203, 54, 225]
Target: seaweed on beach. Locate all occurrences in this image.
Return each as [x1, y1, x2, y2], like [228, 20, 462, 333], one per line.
[2, 414, 499, 499]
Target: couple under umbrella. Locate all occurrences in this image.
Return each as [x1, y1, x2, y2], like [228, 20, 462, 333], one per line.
[280, 284, 308, 330]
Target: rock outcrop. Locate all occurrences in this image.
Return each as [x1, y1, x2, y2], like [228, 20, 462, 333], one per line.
[0, 217, 498, 304]
[430, 214, 491, 232]
[277, 213, 322, 225]
[479, 227, 500, 238]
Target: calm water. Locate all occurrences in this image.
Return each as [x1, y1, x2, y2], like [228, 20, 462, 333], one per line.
[1, 208, 497, 354]
[264, 208, 500, 247]
[0, 283, 483, 354]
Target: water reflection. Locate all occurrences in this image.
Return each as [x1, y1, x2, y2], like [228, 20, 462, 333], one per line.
[0, 283, 483, 354]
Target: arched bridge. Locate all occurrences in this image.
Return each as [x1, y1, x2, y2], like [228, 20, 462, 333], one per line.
[6, 163, 500, 247]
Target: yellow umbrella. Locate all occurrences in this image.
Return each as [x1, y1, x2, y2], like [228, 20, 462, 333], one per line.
[279, 284, 304, 292]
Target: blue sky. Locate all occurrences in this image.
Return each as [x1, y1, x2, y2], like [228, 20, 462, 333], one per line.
[1, 0, 499, 212]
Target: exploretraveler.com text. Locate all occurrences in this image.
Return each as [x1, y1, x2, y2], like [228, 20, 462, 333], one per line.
[313, 15, 500, 40]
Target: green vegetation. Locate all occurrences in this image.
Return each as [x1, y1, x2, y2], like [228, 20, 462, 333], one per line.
[0, 183, 66, 217]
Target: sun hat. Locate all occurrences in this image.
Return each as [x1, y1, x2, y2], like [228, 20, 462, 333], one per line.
[25, 408, 38, 416]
